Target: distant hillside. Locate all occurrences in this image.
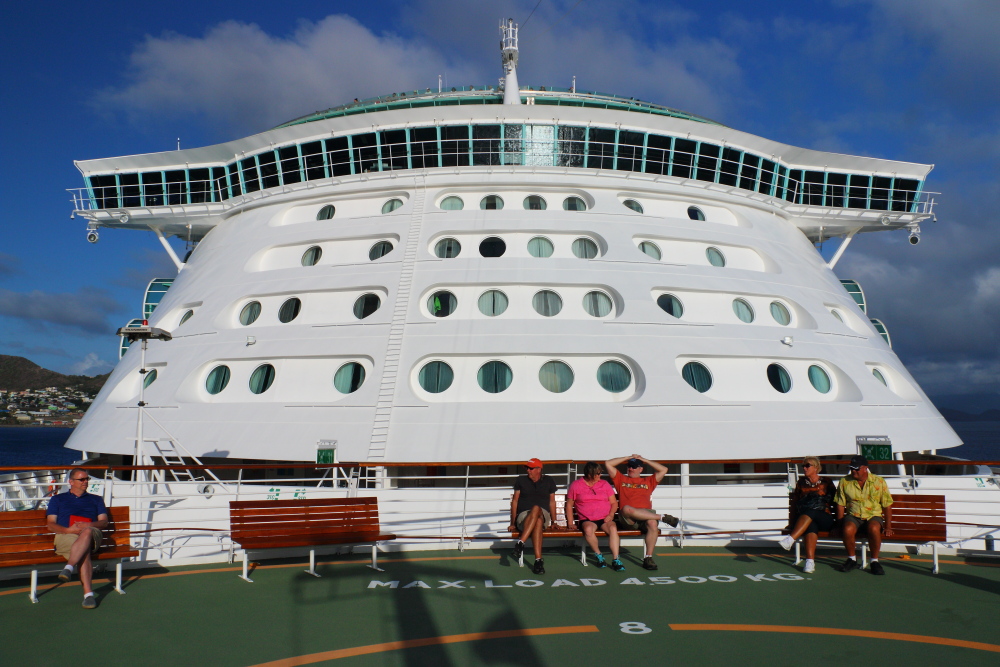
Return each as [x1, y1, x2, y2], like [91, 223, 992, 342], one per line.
[0, 355, 110, 394]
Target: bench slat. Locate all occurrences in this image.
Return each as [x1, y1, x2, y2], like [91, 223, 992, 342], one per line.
[0, 506, 135, 569]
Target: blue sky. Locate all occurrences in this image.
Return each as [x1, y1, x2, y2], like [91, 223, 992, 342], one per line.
[1, 0, 998, 405]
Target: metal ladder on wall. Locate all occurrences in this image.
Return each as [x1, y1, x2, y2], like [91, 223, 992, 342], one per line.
[150, 438, 203, 482]
[367, 179, 426, 462]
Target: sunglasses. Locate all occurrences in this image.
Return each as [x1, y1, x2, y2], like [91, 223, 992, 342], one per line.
[72, 477, 91, 482]
[527, 466, 540, 470]
[848, 466, 860, 471]
[801, 463, 813, 468]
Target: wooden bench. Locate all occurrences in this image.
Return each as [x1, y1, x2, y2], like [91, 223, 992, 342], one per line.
[0, 506, 138, 603]
[229, 497, 397, 582]
[784, 494, 946, 573]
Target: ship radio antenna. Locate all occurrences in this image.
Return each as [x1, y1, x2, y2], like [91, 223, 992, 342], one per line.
[500, 18, 521, 105]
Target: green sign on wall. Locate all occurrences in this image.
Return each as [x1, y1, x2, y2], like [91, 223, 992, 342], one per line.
[316, 439, 337, 465]
[856, 436, 892, 462]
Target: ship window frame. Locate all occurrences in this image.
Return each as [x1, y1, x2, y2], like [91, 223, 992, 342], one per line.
[418, 360, 454, 394]
[301, 245, 323, 267]
[369, 240, 394, 261]
[706, 246, 726, 267]
[527, 236, 554, 258]
[317, 204, 336, 220]
[205, 365, 231, 395]
[523, 195, 547, 210]
[480, 194, 505, 210]
[596, 360, 632, 393]
[249, 364, 276, 395]
[681, 361, 712, 393]
[808, 365, 832, 394]
[539, 360, 574, 393]
[334, 362, 366, 394]
[732, 298, 754, 323]
[687, 206, 706, 221]
[381, 198, 404, 214]
[428, 290, 457, 318]
[767, 363, 792, 393]
[278, 297, 301, 323]
[572, 237, 599, 259]
[477, 360, 513, 394]
[434, 237, 462, 258]
[563, 196, 587, 211]
[479, 236, 507, 257]
[239, 301, 262, 326]
[638, 241, 661, 260]
[353, 293, 381, 319]
[532, 290, 563, 317]
[440, 195, 464, 210]
[770, 301, 791, 326]
[582, 290, 614, 318]
[477, 289, 509, 317]
[622, 199, 644, 214]
[656, 294, 683, 318]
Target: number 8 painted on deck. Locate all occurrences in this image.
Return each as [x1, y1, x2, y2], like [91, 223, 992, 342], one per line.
[620, 622, 651, 634]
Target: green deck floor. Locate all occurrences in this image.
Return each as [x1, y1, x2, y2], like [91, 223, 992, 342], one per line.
[3, 546, 999, 666]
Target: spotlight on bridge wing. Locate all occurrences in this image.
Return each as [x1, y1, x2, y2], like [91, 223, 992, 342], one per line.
[86, 226, 99, 243]
[908, 225, 921, 245]
[879, 214, 891, 226]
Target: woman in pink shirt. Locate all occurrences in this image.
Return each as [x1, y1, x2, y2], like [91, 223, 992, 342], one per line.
[566, 461, 625, 571]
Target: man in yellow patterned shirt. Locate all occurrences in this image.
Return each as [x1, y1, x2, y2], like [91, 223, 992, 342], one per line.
[833, 455, 893, 575]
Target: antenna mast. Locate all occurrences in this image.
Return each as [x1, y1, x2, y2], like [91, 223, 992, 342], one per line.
[500, 18, 521, 105]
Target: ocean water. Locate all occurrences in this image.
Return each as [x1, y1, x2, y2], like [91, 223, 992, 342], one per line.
[1, 424, 998, 467]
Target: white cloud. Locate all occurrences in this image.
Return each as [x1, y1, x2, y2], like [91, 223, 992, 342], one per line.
[68, 353, 115, 376]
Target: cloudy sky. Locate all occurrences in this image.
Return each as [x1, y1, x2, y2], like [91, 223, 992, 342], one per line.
[1, 0, 997, 407]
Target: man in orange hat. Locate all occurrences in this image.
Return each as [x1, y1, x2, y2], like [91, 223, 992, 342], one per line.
[509, 458, 560, 574]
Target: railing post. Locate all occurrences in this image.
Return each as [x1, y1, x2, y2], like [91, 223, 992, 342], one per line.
[680, 463, 690, 487]
[460, 465, 470, 551]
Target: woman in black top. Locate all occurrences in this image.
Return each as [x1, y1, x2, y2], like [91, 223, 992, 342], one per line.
[779, 456, 837, 573]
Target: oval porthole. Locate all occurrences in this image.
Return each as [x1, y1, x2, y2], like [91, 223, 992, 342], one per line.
[732, 298, 754, 323]
[539, 360, 574, 393]
[239, 301, 262, 326]
[572, 238, 598, 259]
[478, 360, 513, 393]
[440, 196, 464, 210]
[205, 365, 231, 395]
[478, 290, 509, 317]
[583, 291, 613, 317]
[479, 237, 506, 257]
[623, 199, 643, 213]
[527, 236, 554, 258]
[369, 241, 394, 261]
[831, 309, 844, 323]
[687, 206, 706, 221]
[808, 365, 831, 393]
[334, 362, 366, 394]
[657, 294, 683, 319]
[353, 293, 381, 319]
[143, 369, 158, 389]
[249, 364, 275, 394]
[770, 302, 791, 326]
[706, 247, 726, 267]
[563, 196, 587, 211]
[381, 198, 403, 214]
[872, 368, 888, 386]
[682, 362, 712, 393]
[480, 195, 504, 210]
[418, 361, 454, 393]
[317, 204, 336, 220]
[532, 290, 563, 317]
[179, 310, 194, 326]
[278, 297, 301, 323]
[301, 246, 322, 267]
[767, 363, 791, 393]
[523, 195, 547, 210]
[428, 291, 457, 317]
[638, 241, 661, 260]
[434, 238, 461, 258]
[597, 360, 632, 393]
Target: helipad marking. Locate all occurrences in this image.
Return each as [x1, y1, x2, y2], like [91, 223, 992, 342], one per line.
[246, 625, 600, 666]
[669, 624, 1000, 653]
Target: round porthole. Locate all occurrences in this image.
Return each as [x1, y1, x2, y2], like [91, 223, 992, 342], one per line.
[583, 291, 613, 317]
[179, 310, 194, 326]
[143, 369, 158, 389]
[239, 301, 261, 326]
[353, 293, 381, 319]
[687, 206, 706, 221]
[532, 290, 562, 317]
[480, 195, 504, 210]
[767, 363, 791, 393]
[369, 241, 394, 260]
[872, 368, 888, 386]
[706, 247, 726, 267]
[440, 196, 464, 210]
[770, 302, 791, 325]
[478, 360, 512, 393]
[682, 362, 712, 393]
[523, 195, 547, 210]
[381, 198, 403, 214]
[808, 365, 831, 393]
[732, 298, 754, 323]
[638, 241, 661, 260]
[278, 297, 301, 323]
[334, 362, 366, 394]
[205, 365, 231, 395]
[249, 364, 275, 394]
[301, 246, 322, 267]
[657, 294, 683, 318]
[428, 291, 457, 317]
[478, 290, 509, 317]
[572, 238, 598, 259]
[434, 238, 461, 258]
[418, 361, 454, 393]
[623, 199, 643, 213]
[479, 237, 506, 257]
[316, 204, 336, 220]
[539, 361, 574, 393]
[527, 236, 554, 258]
[597, 360, 632, 393]
[563, 196, 587, 211]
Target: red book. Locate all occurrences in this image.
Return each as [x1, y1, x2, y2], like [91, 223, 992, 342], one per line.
[69, 515, 93, 526]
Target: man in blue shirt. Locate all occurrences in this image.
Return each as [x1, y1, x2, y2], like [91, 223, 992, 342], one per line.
[46, 468, 108, 609]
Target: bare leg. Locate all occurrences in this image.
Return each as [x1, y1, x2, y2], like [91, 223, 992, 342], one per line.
[601, 520, 620, 559]
[789, 514, 814, 540]
[581, 522, 600, 555]
[531, 513, 544, 559]
[842, 520, 858, 558]
[804, 532, 818, 560]
[519, 506, 543, 550]
[868, 521, 883, 559]
[642, 519, 659, 556]
[623, 506, 660, 523]
[67, 530, 93, 568]
[79, 550, 93, 595]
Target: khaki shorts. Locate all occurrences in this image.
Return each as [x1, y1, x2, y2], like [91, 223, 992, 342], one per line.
[54, 527, 103, 559]
[843, 514, 884, 533]
[515, 508, 552, 531]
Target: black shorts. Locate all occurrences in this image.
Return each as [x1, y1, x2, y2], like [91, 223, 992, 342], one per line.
[844, 514, 884, 533]
[576, 519, 611, 531]
[799, 510, 836, 534]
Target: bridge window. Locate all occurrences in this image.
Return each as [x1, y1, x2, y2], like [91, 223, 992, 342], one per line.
[687, 206, 705, 221]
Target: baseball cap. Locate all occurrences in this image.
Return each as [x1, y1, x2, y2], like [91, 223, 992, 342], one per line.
[848, 455, 868, 469]
[526, 458, 543, 469]
[626, 458, 643, 468]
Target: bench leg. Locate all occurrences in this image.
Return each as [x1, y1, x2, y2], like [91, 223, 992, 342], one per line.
[115, 561, 126, 595]
[580, 545, 587, 567]
[794, 542, 801, 565]
[30, 570, 38, 604]
[305, 549, 321, 578]
[932, 542, 939, 575]
[861, 542, 867, 569]
[239, 551, 254, 583]
[518, 552, 524, 567]
[367, 544, 385, 572]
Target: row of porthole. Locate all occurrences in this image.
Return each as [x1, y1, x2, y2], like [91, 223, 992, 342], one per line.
[418, 359, 631, 394]
[301, 240, 394, 266]
[204, 362, 367, 395]
[429, 289, 613, 318]
[314, 196, 708, 219]
[657, 294, 792, 325]
[680, 361, 832, 394]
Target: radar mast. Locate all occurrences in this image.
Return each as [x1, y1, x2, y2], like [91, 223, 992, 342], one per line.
[500, 18, 521, 105]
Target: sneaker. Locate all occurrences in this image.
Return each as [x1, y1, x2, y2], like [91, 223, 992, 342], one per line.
[532, 558, 545, 575]
[594, 553, 607, 568]
[661, 514, 680, 528]
[81, 596, 97, 610]
[803, 559, 815, 574]
[512, 541, 524, 560]
[839, 558, 859, 573]
[57, 567, 73, 583]
[642, 556, 658, 571]
[611, 558, 626, 572]
[869, 560, 886, 576]
[779, 535, 795, 551]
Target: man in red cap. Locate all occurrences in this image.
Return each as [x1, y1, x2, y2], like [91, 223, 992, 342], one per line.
[509, 458, 560, 574]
